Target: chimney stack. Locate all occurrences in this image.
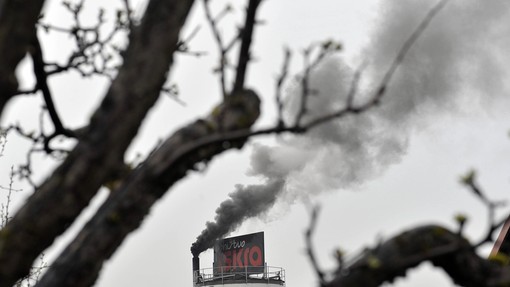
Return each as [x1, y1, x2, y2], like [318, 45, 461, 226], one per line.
[192, 255, 200, 284]
[193, 256, 200, 272]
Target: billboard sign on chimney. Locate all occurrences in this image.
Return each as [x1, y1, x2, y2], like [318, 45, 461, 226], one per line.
[213, 232, 265, 274]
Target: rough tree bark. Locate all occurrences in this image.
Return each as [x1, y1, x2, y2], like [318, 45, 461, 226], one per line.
[36, 89, 261, 287]
[0, 0, 46, 114]
[35, 0, 263, 284]
[0, 0, 195, 285]
[324, 225, 510, 287]
[0, 0, 266, 285]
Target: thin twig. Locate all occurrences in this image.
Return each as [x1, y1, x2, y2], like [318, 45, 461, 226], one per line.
[203, 0, 231, 98]
[1, 167, 17, 227]
[39, 3, 129, 79]
[303, 0, 451, 130]
[295, 47, 312, 126]
[292, 40, 342, 127]
[176, 25, 207, 57]
[305, 206, 325, 285]
[460, 170, 508, 248]
[275, 47, 291, 128]
[0, 130, 7, 157]
[345, 60, 367, 108]
[365, 0, 451, 108]
[30, 35, 74, 138]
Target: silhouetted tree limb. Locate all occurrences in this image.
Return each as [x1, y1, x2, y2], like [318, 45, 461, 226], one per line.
[304, 0, 451, 129]
[306, 206, 326, 285]
[0, 0, 195, 285]
[0, 0, 46, 114]
[275, 47, 291, 128]
[36, 88, 261, 287]
[203, 0, 233, 98]
[0, 0, 456, 286]
[310, 169, 508, 287]
[323, 225, 510, 287]
[37, 4, 454, 283]
[40, 2, 129, 79]
[460, 170, 507, 249]
[29, 34, 76, 150]
[232, 0, 261, 94]
[37, 0, 267, 283]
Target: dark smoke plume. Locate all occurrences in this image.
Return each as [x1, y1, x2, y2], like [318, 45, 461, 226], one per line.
[191, 0, 510, 255]
[191, 179, 285, 256]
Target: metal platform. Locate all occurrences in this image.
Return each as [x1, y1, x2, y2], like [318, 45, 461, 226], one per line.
[193, 266, 285, 286]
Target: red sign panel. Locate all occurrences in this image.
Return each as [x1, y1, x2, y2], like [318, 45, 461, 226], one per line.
[213, 232, 265, 274]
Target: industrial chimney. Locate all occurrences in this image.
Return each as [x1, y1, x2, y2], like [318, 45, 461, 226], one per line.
[192, 232, 285, 286]
[193, 255, 200, 283]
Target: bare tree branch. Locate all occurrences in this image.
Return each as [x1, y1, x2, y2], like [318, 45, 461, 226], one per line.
[176, 25, 207, 57]
[232, 0, 262, 94]
[0, 0, 454, 286]
[203, 0, 234, 98]
[39, 4, 130, 79]
[0, 0, 46, 115]
[293, 40, 342, 127]
[304, 0, 451, 130]
[459, 170, 507, 248]
[29, 34, 76, 149]
[36, 89, 261, 287]
[305, 206, 325, 285]
[364, 0, 451, 109]
[324, 225, 510, 287]
[345, 61, 367, 108]
[275, 47, 291, 127]
[0, 0, 196, 285]
[0, 167, 17, 228]
[322, 166, 509, 287]
[295, 47, 312, 126]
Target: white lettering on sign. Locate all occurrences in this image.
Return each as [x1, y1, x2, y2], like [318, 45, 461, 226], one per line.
[221, 239, 246, 251]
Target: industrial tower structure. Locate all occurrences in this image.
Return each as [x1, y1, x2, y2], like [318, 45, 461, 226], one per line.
[193, 232, 285, 286]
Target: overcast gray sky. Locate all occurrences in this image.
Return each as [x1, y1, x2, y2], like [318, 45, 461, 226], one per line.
[1, 0, 510, 286]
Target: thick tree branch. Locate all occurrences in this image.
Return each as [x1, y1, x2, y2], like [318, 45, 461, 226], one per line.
[0, 0, 452, 286]
[0, 0, 46, 115]
[0, 0, 195, 285]
[324, 225, 510, 287]
[232, 0, 262, 93]
[36, 89, 261, 287]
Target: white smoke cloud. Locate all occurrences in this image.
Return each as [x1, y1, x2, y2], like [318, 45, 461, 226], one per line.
[192, 0, 510, 253]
